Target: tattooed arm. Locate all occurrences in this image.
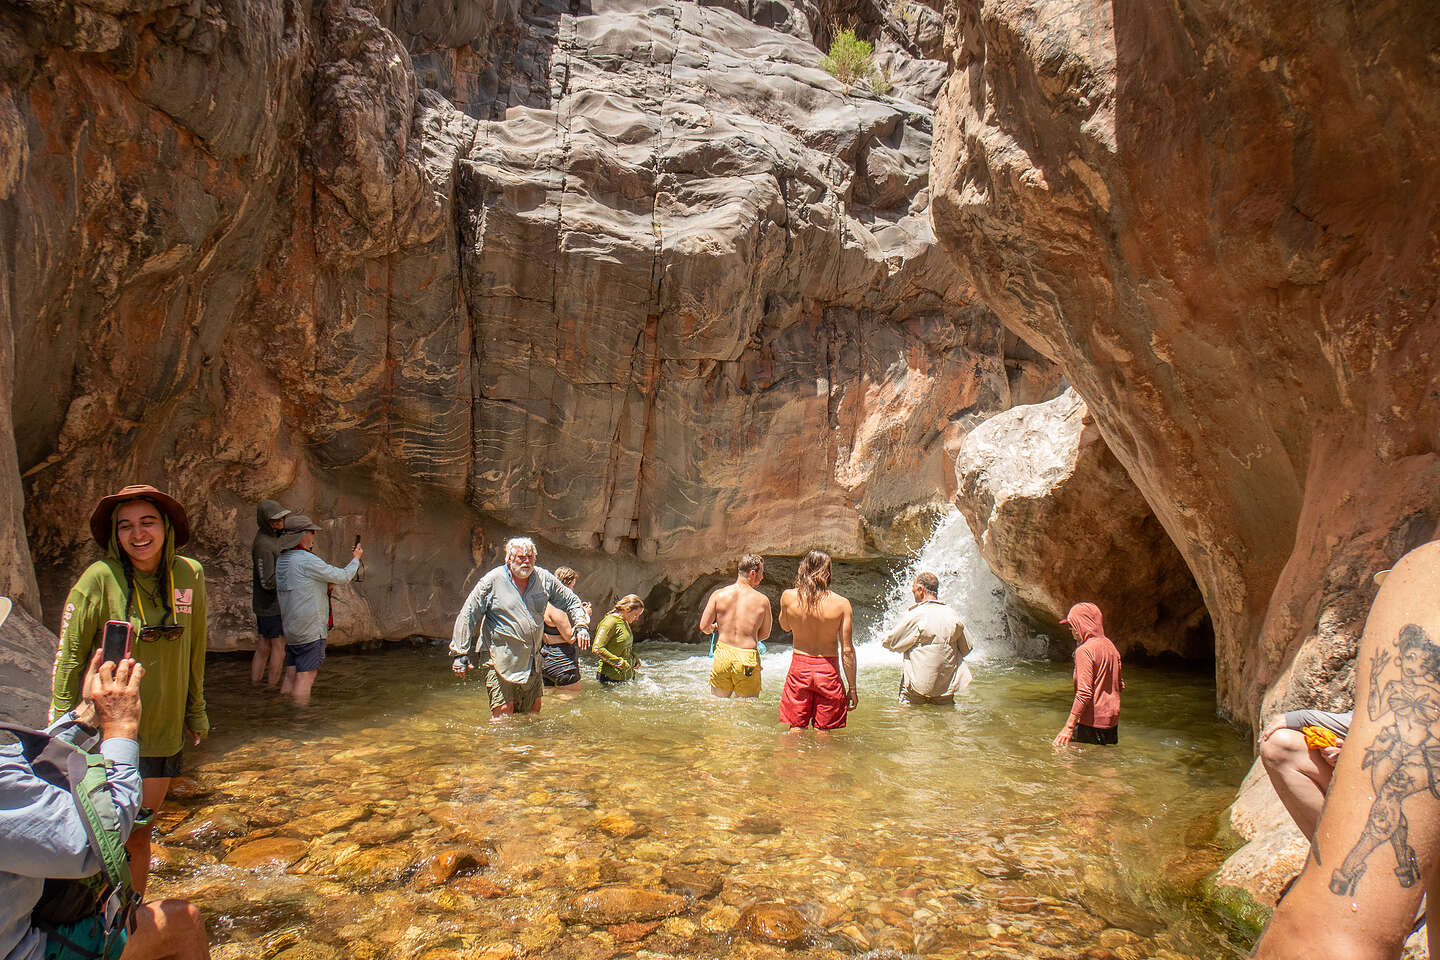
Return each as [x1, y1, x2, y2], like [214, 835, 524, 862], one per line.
[1253, 539, 1440, 960]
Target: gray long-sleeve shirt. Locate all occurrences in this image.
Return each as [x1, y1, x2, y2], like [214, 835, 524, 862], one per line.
[276, 549, 359, 645]
[881, 599, 971, 698]
[450, 565, 589, 683]
[1, 727, 141, 960]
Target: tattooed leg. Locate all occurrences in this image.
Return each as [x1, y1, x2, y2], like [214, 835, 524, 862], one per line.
[1331, 792, 1403, 895]
[1389, 805, 1420, 885]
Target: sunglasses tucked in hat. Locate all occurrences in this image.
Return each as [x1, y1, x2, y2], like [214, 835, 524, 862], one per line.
[283, 514, 323, 533]
[90, 484, 191, 548]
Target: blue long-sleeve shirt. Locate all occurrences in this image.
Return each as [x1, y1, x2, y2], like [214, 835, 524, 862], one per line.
[1, 728, 141, 960]
[276, 548, 359, 645]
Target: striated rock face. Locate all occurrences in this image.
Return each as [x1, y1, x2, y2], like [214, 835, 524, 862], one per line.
[931, 0, 1440, 724]
[1, 0, 1051, 650]
[954, 389, 1211, 658]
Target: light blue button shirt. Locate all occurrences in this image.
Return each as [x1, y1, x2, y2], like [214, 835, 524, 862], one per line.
[275, 549, 359, 645]
[1, 726, 140, 960]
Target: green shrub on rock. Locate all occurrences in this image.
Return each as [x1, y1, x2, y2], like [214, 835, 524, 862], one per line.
[821, 29, 879, 90]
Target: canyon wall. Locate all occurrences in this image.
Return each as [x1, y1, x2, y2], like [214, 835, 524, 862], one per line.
[0, 0, 1054, 654]
[931, 0, 1440, 726]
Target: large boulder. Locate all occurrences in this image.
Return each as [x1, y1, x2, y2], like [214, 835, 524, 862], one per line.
[930, 0, 1440, 725]
[1, 0, 1051, 652]
[954, 389, 1210, 658]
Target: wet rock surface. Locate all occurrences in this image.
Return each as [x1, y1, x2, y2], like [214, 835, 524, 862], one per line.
[954, 390, 1211, 658]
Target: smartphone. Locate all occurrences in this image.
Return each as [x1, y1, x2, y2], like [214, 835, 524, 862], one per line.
[354, 535, 361, 547]
[101, 620, 133, 664]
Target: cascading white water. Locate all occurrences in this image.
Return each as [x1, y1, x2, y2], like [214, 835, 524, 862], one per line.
[869, 508, 1036, 659]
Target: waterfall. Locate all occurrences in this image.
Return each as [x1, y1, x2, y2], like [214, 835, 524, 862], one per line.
[871, 508, 1036, 659]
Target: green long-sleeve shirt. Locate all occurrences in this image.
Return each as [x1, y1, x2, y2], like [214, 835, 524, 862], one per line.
[592, 613, 636, 682]
[51, 556, 209, 757]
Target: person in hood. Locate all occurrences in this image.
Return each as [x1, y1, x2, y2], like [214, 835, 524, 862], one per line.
[251, 499, 291, 688]
[1052, 601, 1123, 748]
[49, 483, 209, 897]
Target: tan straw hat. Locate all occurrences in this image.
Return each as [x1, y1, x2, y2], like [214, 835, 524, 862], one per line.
[0, 597, 11, 631]
[89, 484, 192, 548]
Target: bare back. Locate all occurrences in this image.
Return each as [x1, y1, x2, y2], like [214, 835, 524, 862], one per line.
[780, 588, 852, 658]
[700, 581, 773, 650]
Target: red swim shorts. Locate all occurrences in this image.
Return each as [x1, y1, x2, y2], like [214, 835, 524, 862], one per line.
[779, 653, 848, 730]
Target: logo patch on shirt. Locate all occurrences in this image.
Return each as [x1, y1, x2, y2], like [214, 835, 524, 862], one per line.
[174, 588, 193, 614]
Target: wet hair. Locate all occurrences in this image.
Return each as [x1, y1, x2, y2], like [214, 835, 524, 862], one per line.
[611, 594, 644, 615]
[505, 537, 537, 559]
[794, 549, 832, 612]
[554, 566, 578, 587]
[913, 572, 940, 597]
[738, 554, 763, 576]
[1398, 624, 1440, 680]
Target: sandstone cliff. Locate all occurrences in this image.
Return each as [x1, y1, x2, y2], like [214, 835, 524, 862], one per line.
[1, 0, 1049, 651]
[931, 0, 1440, 727]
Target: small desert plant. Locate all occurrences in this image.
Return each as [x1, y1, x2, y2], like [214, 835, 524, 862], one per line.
[820, 28, 877, 87]
[869, 65, 894, 96]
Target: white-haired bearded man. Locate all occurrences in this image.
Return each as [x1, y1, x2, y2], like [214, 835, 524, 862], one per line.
[449, 538, 591, 718]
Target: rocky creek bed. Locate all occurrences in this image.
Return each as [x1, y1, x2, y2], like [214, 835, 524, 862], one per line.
[148, 643, 1255, 959]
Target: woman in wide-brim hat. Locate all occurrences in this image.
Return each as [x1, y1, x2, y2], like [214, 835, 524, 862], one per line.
[49, 482, 209, 897]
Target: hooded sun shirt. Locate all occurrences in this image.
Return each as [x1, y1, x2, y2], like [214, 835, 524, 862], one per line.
[49, 505, 210, 758]
[1064, 602, 1123, 729]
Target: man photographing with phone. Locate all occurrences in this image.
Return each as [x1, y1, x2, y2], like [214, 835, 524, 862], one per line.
[275, 514, 362, 703]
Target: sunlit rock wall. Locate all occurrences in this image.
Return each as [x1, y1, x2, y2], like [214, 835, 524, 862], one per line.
[1, 0, 1049, 651]
[954, 389, 1211, 659]
[931, 0, 1440, 725]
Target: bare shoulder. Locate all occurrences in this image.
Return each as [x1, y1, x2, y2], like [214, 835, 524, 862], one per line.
[827, 592, 852, 615]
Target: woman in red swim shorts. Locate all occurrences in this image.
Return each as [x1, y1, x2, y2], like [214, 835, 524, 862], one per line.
[777, 549, 857, 730]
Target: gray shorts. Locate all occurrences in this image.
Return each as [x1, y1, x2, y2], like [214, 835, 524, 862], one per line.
[484, 666, 543, 713]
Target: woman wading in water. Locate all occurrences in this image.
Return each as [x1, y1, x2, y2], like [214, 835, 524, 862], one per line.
[49, 484, 210, 896]
[593, 595, 644, 684]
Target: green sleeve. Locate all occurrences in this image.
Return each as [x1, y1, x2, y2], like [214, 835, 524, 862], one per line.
[50, 572, 105, 722]
[592, 617, 631, 677]
[185, 566, 210, 738]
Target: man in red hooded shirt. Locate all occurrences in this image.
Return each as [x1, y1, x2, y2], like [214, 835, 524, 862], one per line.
[1053, 602, 1124, 747]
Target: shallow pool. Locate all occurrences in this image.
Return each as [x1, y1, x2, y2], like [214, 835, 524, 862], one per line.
[151, 640, 1254, 960]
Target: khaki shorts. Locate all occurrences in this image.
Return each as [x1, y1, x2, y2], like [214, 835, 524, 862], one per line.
[709, 642, 762, 697]
[484, 665, 543, 713]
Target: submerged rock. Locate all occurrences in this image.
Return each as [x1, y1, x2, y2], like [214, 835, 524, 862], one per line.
[224, 837, 310, 871]
[738, 902, 811, 946]
[560, 886, 687, 925]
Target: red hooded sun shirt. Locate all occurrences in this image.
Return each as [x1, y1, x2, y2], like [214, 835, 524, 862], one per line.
[1065, 602, 1123, 728]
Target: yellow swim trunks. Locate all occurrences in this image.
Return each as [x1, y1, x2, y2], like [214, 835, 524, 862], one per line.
[710, 642, 762, 696]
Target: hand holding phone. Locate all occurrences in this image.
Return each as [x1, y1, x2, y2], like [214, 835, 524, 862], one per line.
[101, 620, 133, 665]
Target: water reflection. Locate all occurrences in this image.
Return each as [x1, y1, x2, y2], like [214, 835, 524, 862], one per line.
[153, 644, 1253, 959]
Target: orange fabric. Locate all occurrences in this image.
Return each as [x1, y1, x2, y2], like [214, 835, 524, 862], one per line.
[1303, 725, 1342, 749]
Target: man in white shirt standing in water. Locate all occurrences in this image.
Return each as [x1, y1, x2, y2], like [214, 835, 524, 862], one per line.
[881, 571, 971, 705]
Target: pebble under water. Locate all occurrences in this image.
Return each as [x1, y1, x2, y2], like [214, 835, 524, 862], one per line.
[151, 642, 1255, 960]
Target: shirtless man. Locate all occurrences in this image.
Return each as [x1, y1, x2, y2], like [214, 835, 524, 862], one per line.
[1253, 537, 1440, 960]
[777, 549, 857, 730]
[699, 554, 773, 698]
